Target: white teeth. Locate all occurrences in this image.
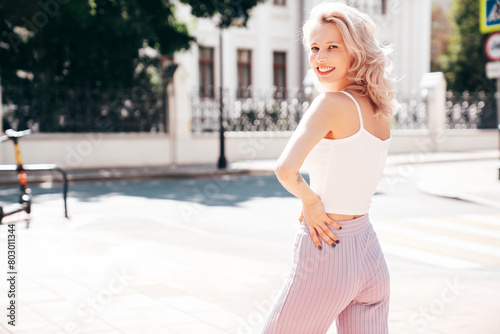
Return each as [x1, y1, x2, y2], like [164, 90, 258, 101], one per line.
[318, 67, 334, 72]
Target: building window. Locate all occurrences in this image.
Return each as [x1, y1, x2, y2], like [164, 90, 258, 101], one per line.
[273, 51, 287, 97]
[199, 46, 214, 98]
[381, 0, 387, 14]
[237, 49, 252, 98]
[273, 0, 286, 5]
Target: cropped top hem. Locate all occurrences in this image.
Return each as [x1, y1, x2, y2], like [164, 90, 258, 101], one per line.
[324, 208, 369, 216]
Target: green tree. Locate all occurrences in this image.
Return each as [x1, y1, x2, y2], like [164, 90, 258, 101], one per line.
[438, 0, 495, 92]
[0, 0, 191, 88]
[0, 0, 263, 89]
[180, 0, 262, 28]
[431, 3, 451, 72]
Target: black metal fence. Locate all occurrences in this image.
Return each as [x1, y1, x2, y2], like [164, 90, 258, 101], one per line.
[2, 82, 497, 134]
[1, 81, 166, 133]
[393, 90, 428, 129]
[192, 87, 498, 133]
[445, 91, 497, 129]
[191, 87, 311, 133]
[192, 87, 431, 132]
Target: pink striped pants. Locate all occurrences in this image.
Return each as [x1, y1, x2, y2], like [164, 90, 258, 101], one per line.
[261, 214, 390, 334]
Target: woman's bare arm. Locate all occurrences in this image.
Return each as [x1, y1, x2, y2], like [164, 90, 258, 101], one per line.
[274, 93, 346, 249]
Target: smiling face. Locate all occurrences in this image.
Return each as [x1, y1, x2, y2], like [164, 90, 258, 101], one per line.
[308, 22, 352, 92]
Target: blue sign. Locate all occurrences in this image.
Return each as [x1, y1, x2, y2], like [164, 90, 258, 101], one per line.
[481, 0, 500, 33]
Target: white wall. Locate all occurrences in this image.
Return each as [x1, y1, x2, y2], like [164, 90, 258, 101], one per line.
[0, 133, 171, 168]
[386, 0, 432, 94]
[1, 129, 496, 170]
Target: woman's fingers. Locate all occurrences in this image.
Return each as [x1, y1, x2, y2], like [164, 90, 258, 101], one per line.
[308, 226, 323, 250]
[316, 225, 340, 247]
[307, 223, 340, 250]
[326, 217, 342, 230]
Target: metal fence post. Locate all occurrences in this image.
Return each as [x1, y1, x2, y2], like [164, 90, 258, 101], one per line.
[0, 77, 3, 135]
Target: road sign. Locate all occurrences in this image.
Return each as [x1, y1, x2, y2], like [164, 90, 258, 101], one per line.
[486, 61, 500, 78]
[481, 0, 500, 33]
[485, 32, 500, 60]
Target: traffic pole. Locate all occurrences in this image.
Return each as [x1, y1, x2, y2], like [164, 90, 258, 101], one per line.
[498, 78, 500, 180]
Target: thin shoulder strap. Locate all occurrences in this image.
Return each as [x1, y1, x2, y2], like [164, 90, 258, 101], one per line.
[339, 91, 364, 128]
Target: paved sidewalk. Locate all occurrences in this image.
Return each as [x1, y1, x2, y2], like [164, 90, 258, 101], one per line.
[390, 150, 500, 208]
[0, 150, 497, 334]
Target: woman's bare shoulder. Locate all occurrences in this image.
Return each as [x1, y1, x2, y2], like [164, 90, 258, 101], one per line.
[310, 92, 357, 118]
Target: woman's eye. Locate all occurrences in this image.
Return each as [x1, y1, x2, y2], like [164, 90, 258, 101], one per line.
[311, 47, 319, 51]
[329, 45, 338, 49]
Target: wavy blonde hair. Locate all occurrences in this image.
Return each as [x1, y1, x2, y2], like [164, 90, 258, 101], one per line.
[302, 2, 397, 119]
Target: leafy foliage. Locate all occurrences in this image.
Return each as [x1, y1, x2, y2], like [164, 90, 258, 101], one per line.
[438, 0, 495, 92]
[179, 0, 263, 28]
[430, 3, 451, 73]
[0, 0, 194, 89]
[0, 0, 263, 89]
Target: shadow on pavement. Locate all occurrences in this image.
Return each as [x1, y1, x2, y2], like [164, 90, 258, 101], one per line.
[0, 174, 297, 208]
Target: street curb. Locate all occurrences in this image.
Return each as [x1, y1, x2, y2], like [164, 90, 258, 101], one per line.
[0, 167, 255, 186]
[0, 150, 496, 186]
[417, 185, 500, 210]
[385, 151, 498, 168]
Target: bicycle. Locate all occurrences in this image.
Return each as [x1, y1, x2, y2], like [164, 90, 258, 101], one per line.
[0, 129, 68, 224]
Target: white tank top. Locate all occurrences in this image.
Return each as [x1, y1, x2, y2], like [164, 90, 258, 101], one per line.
[303, 91, 391, 215]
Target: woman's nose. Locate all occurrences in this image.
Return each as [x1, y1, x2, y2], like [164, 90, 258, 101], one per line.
[315, 50, 327, 62]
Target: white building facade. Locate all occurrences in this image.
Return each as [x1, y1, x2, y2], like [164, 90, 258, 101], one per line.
[174, 0, 432, 98]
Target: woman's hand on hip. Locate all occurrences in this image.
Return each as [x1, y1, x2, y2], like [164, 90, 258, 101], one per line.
[301, 198, 342, 250]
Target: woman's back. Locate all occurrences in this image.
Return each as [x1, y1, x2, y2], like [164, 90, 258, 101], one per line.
[303, 91, 391, 216]
[325, 92, 391, 141]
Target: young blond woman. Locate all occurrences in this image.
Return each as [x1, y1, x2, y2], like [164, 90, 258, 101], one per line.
[261, 3, 396, 334]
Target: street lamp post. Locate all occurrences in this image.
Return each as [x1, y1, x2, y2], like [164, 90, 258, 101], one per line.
[216, 9, 245, 170]
[218, 26, 227, 169]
